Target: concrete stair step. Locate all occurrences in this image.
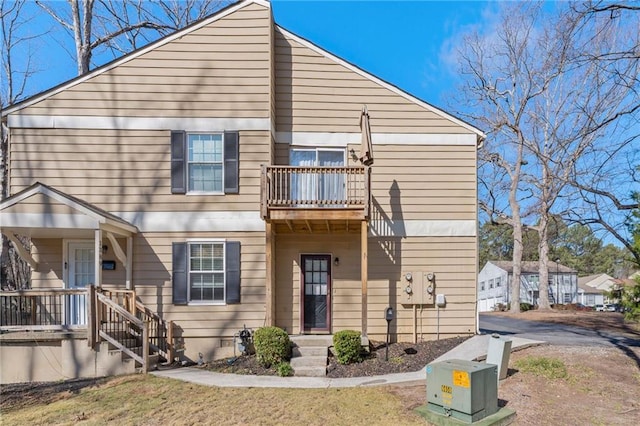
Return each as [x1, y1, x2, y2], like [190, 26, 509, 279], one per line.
[290, 355, 327, 369]
[292, 346, 328, 357]
[292, 366, 327, 377]
[290, 335, 333, 347]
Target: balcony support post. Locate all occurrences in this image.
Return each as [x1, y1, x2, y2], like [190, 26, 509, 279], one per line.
[265, 222, 276, 326]
[361, 219, 368, 337]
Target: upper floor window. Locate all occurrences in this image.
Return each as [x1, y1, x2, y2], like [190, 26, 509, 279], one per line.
[171, 130, 239, 195]
[480, 281, 485, 291]
[188, 134, 223, 193]
[495, 277, 502, 287]
[489, 279, 494, 289]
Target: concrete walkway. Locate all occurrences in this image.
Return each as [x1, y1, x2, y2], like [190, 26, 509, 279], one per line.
[151, 335, 543, 389]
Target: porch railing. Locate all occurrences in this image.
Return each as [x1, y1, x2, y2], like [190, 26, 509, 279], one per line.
[261, 165, 370, 217]
[0, 289, 87, 330]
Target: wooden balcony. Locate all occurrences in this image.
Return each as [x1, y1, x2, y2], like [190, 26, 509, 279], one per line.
[260, 165, 370, 231]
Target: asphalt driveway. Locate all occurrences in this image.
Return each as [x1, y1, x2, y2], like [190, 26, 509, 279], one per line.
[479, 313, 640, 348]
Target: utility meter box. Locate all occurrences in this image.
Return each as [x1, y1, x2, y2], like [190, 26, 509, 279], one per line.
[426, 359, 498, 423]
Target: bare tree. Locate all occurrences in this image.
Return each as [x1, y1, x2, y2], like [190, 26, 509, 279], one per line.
[456, 2, 639, 311]
[562, 1, 640, 263]
[36, 0, 228, 75]
[0, 0, 45, 289]
[458, 2, 552, 313]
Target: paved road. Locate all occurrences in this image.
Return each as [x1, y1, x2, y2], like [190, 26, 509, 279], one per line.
[479, 314, 640, 348]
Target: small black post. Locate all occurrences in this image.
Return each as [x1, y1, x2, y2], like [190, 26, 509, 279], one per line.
[385, 306, 394, 361]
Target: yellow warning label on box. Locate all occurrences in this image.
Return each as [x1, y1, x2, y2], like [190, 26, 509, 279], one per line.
[453, 370, 470, 388]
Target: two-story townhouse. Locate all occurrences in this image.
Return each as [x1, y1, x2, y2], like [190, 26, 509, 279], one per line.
[0, 0, 484, 383]
[478, 261, 578, 312]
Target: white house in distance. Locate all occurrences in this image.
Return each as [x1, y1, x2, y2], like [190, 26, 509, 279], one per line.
[577, 280, 605, 307]
[478, 261, 578, 312]
[578, 273, 623, 305]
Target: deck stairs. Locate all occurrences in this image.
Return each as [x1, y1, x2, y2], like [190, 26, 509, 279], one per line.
[289, 335, 332, 377]
[99, 327, 164, 374]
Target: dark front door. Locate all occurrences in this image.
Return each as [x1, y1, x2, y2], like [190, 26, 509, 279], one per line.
[302, 254, 331, 332]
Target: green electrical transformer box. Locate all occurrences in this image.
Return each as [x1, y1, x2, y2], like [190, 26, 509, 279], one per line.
[426, 359, 498, 423]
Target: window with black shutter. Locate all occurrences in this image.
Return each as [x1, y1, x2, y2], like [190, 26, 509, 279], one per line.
[170, 131, 239, 194]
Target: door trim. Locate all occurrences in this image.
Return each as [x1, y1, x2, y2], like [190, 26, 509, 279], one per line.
[299, 253, 332, 334]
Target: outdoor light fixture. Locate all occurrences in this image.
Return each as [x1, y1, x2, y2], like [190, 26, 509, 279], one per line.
[334, 257, 339, 266]
[102, 245, 108, 254]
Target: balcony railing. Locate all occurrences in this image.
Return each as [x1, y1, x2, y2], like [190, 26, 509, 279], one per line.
[261, 165, 370, 218]
[1, 289, 87, 330]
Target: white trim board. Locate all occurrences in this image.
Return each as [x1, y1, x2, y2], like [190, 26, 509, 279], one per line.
[0, 213, 99, 229]
[369, 220, 476, 238]
[8, 115, 271, 131]
[276, 132, 477, 146]
[115, 211, 265, 232]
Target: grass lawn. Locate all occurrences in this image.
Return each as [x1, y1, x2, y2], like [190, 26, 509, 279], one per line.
[1, 375, 425, 425]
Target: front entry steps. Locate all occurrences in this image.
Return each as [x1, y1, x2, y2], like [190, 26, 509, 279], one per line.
[289, 335, 332, 377]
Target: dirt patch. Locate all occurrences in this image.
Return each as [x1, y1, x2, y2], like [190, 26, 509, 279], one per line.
[390, 344, 640, 425]
[0, 377, 107, 412]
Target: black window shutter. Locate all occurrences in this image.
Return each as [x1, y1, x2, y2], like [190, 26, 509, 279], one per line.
[226, 241, 241, 304]
[172, 242, 188, 304]
[171, 131, 186, 194]
[223, 131, 239, 194]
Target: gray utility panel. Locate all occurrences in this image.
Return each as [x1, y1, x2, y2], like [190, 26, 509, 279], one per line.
[426, 359, 498, 423]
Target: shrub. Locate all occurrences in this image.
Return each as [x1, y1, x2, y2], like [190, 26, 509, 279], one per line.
[520, 303, 534, 312]
[333, 330, 363, 365]
[253, 326, 291, 368]
[276, 362, 294, 377]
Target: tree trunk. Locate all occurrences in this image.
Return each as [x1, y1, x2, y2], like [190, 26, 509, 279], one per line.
[538, 212, 558, 309]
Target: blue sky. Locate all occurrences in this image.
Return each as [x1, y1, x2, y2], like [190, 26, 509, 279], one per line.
[17, 0, 493, 111]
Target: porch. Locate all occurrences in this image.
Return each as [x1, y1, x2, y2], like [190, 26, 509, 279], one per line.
[0, 286, 174, 383]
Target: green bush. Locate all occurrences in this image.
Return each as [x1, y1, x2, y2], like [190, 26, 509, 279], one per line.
[253, 326, 291, 368]
[520, 303, 534, 312]
[276, 362, 294, 377]
[333, 330, 363, 365]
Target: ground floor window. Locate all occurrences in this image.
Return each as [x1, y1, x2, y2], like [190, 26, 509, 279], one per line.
[563, 292, 572, 304]
[189, 242, 225, 302]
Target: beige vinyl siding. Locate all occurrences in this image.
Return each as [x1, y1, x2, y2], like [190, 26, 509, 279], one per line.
[19, 3, 270, 118]
[9, 128, 269, 212]
[273, 233, 476, 340]
[355, 143, 477, 221]
[29, 238, 126, 289]
[274, 234, 361, 335]
[2, 193, 78, 215]
[30, 239, 64, 288]
[367, 236, 477, 340]
[275, 29, 475, 134]
[131, 231, 266, 340]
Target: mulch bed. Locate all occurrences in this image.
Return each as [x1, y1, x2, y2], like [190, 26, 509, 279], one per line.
[201, 336, 470, 378]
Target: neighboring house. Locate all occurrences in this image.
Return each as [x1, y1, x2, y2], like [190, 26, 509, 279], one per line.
[477, 261, 578, 312]
[576, 281, 605, 307]
[0, 0, 484, 383]
[579, 273, 632, 304]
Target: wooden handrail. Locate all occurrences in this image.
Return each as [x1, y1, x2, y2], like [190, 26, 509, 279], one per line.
[261, 165, 370, 214]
